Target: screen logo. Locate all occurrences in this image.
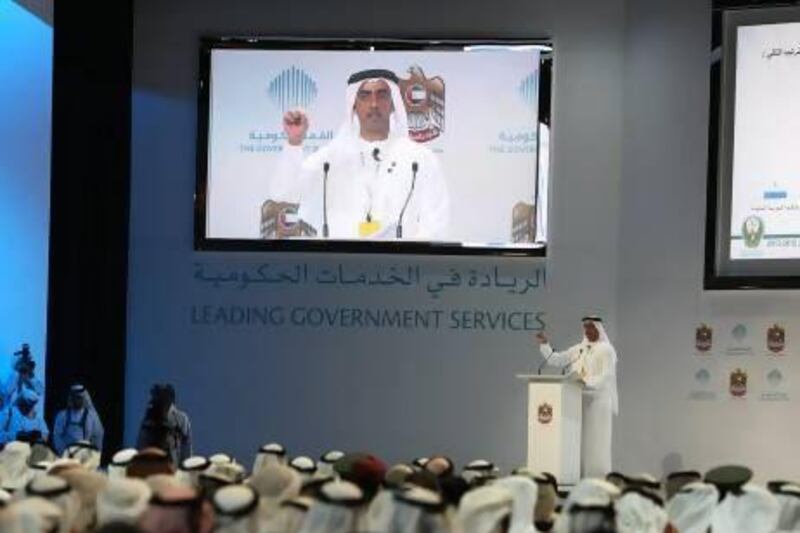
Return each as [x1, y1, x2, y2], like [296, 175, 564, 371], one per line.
[268, 66, 318, 113]
[742, 215, 764, 248]
[518, 72, 538, 108]
[398, 66, 445, 143]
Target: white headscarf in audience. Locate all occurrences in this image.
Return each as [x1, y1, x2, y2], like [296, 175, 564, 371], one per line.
[711, 483, 780, 533]
[389, 486, 450, 533]
[204, 461, 246, 485]
[213, 484, 261, 533]
[0, 441, 33, 491]
[96, 477, 152, 526]
[564, 478, 620, 510]
[615, 489, 667, 533]
[494, 476, 538, 533]
[412, 457, 430, 469]
[56, 467, 107, 531]
[28, 462, 50, 481]
[24, 474, 80, 533]
[5, 496, 63, 533]
[289, 456, 318, 480]
[363, 488, 396, 531]
[248, 464, 302, 516]
[666, 481, 718, 533]
[563, 498, 617, 533]
[62, 440, 101, 471]
[265, 496, 313, 533]
[554, 478, 620, 533]
[298, 480, 365, 533]
[462, 459, 497, 485]
[774, 483, 800, 532]
[457, 484, 514, 533]
[210, 453, 234, 465]
[176, 455, 211, 488]
[318, 450, 344, 479]
[108, 448, 137, 479]
[252, 443, 287, 474]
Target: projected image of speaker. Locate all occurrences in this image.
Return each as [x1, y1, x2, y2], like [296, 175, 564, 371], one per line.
[195, 38, 552, 256]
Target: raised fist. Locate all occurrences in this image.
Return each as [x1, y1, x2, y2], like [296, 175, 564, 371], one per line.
[282, 109, 309, 146]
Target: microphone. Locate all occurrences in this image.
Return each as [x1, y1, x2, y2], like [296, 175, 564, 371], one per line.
[322, 162, 330, 238]
[372, 147, 381, 162]
[396, 161, 418, 239]
[537, 345, 555, 375]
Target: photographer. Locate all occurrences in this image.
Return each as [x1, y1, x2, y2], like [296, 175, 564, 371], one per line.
[1, 344, 44, 409]
[136, 384, 192, 465]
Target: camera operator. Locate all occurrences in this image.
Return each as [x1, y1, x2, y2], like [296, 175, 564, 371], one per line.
[136, 384, 192, 465]
[1, 344, 44, 409]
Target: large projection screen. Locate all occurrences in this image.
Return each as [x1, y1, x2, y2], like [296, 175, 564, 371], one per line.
[709, 6, 800, 287]
[195, 39, 551, 256]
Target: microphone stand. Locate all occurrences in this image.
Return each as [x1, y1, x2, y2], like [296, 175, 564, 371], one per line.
[322, 162, 330, 238]
[396, 162, 418, 239]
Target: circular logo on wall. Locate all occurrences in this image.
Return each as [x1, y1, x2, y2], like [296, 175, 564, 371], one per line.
[695, 368, 711, 384]
[732, 324, 748, 343]
[767, 368, 783, 387]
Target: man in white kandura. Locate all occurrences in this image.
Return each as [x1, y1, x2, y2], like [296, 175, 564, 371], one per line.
[534, 316, 619, 477]
[269, 68, 449, 240]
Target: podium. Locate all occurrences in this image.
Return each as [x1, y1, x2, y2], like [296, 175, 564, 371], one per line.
[516, 374, 583, 485]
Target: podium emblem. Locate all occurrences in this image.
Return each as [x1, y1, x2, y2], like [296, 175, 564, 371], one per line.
[729, 368, 748, 398]
[695, 324, 713, 352]
[537, 402, 553, 424]
[767, 324, 785, 353]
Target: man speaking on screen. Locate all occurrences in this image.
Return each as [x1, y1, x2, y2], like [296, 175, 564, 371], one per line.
[268, 69, 449, 240]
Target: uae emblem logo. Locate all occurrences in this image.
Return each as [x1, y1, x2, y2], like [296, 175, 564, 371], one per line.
[767, 324, 785, 353]
[742, 215, 764, 248]
[537, 402, 553, 424]
[260, 200, 317, 238]
[695, 324, 713, 352]
[398, 65, 445, 143]
[729, 368, 748, 398]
